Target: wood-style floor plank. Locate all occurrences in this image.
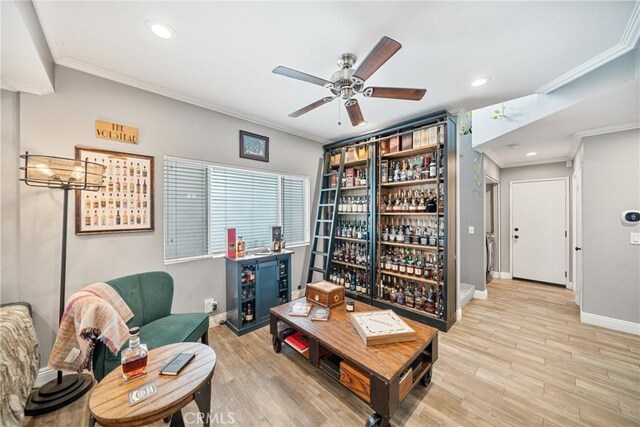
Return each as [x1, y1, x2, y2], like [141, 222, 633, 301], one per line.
[23, 279, 639, 426]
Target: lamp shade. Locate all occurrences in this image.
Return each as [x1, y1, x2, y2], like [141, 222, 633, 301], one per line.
[20, 153, 105, 191]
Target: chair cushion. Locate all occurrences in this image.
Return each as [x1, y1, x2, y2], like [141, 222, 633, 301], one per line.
[92, 313, 208, 382]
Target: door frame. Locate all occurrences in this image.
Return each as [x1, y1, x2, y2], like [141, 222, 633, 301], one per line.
[509, 177, 570, 287]
[485, 175, 501, 275]
[571, 168, 583, 305]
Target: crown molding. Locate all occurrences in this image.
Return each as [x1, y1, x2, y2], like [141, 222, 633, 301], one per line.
[32, 1, 65, 61]
[569, 122, 640, 158]
[536, 1, 640, 94]
[56, 57, 327, 144]
[1, 76, 54, 95]
[500, 156, 569, 169]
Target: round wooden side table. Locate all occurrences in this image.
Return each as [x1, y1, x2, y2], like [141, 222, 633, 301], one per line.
[89, 342, 216, 427]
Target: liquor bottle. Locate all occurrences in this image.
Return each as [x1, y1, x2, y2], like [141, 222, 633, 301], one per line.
[92, 210, 99, 226]
[123, 198, 128, 209]
[115, 194, 121, 208]
[129, 181, 135, 193]
[136, 194, 141, 208]
[101, 194, 107, 208]
[108, 194, 114, 208]
[121, 327, 148, 381]
[115, 161, 121, 176]
[123, 211, 129, 225]
[115, 177, 121, 192]
[115, 210, 121, 225]
[143, 179, 147, 195]
[142, 165, 148, 178]
[136, 211, 142, 224]
[108, 160, 114, 175]
[136, 163, 141, 177]
[129, 162, 134, 177]
[100, 211, 107, 226]
[108, 177, 114, 192]
[429, 156, 436, 178]
[108, 212, 114, 226]
[130, 210, 135, 225]
[236, 237, 246, 257]
[84, 210, 91, 226]
[136, 179, 141, 194]
[92, 195, 99, 209]
[245, 303, 254, 323]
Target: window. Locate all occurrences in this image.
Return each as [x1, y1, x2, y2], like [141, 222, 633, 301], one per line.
[164, 156, 310, 263]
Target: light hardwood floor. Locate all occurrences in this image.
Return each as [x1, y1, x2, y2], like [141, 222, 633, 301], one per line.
[24, 279, 640, 426]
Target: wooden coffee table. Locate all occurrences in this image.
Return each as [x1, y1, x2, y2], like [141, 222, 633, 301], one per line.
[270, 299, 438, 427]
[89, 342, 216, 427]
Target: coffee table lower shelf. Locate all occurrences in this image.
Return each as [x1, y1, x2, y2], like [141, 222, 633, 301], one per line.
[269, 305, 438, 427]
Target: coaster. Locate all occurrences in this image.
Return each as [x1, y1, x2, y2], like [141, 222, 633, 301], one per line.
[128, 381, 157, 406]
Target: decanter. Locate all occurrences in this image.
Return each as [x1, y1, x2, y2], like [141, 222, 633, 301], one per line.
[121, 327, 148, 381]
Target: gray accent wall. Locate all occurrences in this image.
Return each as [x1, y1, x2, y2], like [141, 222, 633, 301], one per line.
[499, 162, 572, 273]
[9, 66, 323, 363]
[581, 129, 639, 323]
[459, 133, 486, 291]
[1, 90, 21, 302]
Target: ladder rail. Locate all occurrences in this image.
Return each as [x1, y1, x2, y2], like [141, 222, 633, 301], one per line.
[306, 147, 346, 283]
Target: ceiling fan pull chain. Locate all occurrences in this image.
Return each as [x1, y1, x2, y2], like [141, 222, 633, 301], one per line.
[337, 100, 342, 126]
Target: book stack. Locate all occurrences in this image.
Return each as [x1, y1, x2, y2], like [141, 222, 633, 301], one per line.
[284, 331, 310, 359]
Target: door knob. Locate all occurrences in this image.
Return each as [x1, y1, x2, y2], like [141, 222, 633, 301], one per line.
[514, 235, 519, 239]
[514, 228, 519, 232]
[575, 246, 582, 251]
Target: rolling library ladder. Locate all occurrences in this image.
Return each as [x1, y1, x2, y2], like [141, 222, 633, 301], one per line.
[306, 147, 346, 283]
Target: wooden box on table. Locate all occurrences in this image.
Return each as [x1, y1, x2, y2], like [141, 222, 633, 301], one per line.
[306, 281, 345, 308]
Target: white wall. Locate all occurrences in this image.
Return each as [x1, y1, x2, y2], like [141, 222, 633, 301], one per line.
[581, 129, 639, 324]
[13, 66, 323, 363]
[1, 90, 21, 302]
[499, 162, 572, 273]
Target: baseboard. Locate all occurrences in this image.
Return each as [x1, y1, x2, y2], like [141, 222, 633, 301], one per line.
[209, 311, 227, 328]
[473, 289, 488, 300]
[490, 271, 500, 278]
[34, 367, 57, 388]
[498, 272, 513, 279]
[580, 311, 640, 335]
[291, 289, 304, 300]
[456, 307, 462, 321]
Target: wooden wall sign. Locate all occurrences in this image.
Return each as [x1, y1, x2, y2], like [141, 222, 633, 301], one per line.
[96, 120, 139, 144]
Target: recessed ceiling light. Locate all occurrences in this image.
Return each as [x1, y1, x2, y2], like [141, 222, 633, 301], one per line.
[471, 78, 489, 87]
[526, 152, 537, 156]
[146, 19, 175, 40]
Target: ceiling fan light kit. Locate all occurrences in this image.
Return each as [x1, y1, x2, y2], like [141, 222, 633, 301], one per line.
[273, 36, 427, 127]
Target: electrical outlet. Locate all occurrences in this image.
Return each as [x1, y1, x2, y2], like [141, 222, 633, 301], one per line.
[204, 298, 217, 313]
[468, 226, 475, 234]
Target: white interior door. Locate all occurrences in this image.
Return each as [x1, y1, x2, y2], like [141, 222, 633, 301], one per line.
[511, 179, 568, 285]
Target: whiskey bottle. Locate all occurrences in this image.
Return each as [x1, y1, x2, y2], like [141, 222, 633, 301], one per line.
[84, 195, 91, 210]
[245, 303, 254, 323]
[142, 179, 147, 195]
[121, 327, 148, 381]
[108, 177, 114, 192]
[92, 210, 99, 226]
[84, 210, 91, 226]
[115, 177, 121, 192]
[116, 210, 121, 225]
[115, 194, 121, 208]
[429, 156, 436, 178]
[142, 165, 148, 178]
[92, 196, 99, 209]
[136, 179, 141, 194]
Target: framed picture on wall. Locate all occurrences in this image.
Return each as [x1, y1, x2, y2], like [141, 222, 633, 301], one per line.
[75, 146, 154, 234]
[239, 130, 269, 162]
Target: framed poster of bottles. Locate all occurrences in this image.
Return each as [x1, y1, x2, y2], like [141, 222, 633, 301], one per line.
[75, 146, 154, 234]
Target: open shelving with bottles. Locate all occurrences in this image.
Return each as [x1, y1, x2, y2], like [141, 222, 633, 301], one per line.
[325, 142, 374, 302]
[321, 110, 457, 331]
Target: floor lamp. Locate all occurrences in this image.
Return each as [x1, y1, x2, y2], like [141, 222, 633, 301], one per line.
[20, 152, 106, 416]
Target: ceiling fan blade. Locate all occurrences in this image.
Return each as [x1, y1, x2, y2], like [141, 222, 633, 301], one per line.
[273, 66, 332, 88]
[345, 99, 365, 126]
[352, 36, 402, 83]
[363, 87, 426, 101]
[288, 97, 336, 118]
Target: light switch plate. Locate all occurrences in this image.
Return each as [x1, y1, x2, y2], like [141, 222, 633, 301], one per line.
[631, 232, 640, 245]
[468, 226, 475, 234]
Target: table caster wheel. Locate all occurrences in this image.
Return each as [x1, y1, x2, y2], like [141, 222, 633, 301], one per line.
[272, 336, 282, 353]
[421, 367, 432, 387]
[365, 413, 383, 427]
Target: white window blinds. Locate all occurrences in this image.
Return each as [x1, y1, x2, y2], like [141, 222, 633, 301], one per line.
[164, 156, 310, 263]
[164, 158, 209, 262]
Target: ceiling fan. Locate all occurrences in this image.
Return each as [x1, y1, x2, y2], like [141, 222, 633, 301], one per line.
[273, 36, 427, 127]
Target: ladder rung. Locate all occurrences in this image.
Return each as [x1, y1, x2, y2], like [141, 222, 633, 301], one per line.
[323, 173, 337, 177]
[318, 203, 334, 207]
[310, 267, 326, 273]
[317, 219, 332, 223]
[321, 188, 336, 192]
[314, 235, 330, 239]
[312, 251, 329, 256]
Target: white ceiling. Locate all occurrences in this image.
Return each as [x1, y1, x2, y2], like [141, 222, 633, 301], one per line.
[479, 75, 640, 168]
[1, 0, 53, 94]
[30, 1, 637, 143]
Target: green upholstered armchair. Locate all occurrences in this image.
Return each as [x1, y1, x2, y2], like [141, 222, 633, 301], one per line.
[92, 271, 209, 382]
